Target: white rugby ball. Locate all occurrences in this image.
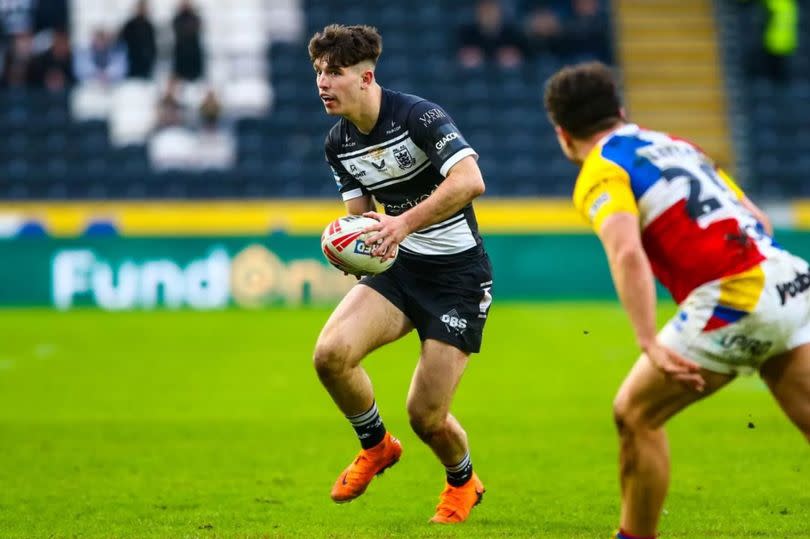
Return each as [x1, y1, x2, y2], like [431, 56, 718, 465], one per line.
[321, 215, 397, 276]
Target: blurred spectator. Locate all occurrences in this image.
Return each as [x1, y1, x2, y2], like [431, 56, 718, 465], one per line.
[199, 89, 221, 127]
[744, 0, 798, 83]
[74, 29, 127, 84]
[0, 0, 35, 35]
[1, 31, 34, 88]
[27, 30, 74, 91]
[120, 0, 157, 79]
[33, 0, 68, 33]
[520, 0, 565, 57]
[156, 80, 183, 127]
[196, 89, 235, 169]
[457, 0, 527, 69]
[150, 83, 195, 169]
[0, 18, 5, 80]
[561, 0, 613, 63]
[150, 88, 235, 171]
[172, 0, 204, 82]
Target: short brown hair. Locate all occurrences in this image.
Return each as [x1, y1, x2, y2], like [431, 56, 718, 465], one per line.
[308, 24, 383, 67]
[543, 61, 622, 139]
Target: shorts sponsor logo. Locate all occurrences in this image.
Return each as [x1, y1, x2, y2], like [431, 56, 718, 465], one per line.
[719, 334, 773, 357]
[435, 132, 459, 151]
[673, 310, 688, 332]
[441, 309, 468, 335]
[776, 269, 810, 305]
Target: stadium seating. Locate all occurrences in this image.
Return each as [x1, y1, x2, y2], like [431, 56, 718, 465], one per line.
[0, 0, 593, 199]
[714, 0, 810, 199]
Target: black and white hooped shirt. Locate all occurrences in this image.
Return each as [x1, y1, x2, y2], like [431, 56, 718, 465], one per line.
[325, 88, 485, 264]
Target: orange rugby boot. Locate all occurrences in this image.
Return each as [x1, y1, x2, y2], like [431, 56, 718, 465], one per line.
[330, 432, 402, 503]
[429, 472, 485, 524]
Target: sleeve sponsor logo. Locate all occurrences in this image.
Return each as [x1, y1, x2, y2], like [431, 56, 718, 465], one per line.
[419, 108, 447, 127]
[588, 192, 610, 220]
[435, 132, 459, 151]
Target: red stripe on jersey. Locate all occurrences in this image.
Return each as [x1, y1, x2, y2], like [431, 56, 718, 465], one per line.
[641, 200, 765, 303]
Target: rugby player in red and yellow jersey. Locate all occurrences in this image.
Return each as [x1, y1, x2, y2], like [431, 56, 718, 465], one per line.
[544, 62, 810, 539]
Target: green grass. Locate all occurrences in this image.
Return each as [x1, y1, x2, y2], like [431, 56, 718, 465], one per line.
[0, 304, 808, 538]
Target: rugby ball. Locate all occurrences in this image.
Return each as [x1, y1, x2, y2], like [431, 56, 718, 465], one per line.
[321, 215, 397, 276]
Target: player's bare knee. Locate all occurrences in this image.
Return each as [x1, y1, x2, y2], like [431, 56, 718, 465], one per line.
[312, 335, 353, 380]
[407, 406, 445, 442]
[613, 396, 645, 436]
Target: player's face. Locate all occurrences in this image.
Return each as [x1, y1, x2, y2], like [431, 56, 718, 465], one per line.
[314, 59, 363, 117]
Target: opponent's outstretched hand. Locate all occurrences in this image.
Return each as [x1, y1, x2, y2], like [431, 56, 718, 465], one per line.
[645, 341, 706, 392]
[361, 211, 409, 260]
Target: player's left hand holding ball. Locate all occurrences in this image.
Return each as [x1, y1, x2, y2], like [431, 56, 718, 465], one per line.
[362, 211, 411, 260]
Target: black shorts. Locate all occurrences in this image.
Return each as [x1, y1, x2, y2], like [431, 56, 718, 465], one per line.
[360, 251, 493, 354]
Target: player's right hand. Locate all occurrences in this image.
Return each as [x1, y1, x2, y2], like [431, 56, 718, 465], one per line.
[645, 342, 706, 393]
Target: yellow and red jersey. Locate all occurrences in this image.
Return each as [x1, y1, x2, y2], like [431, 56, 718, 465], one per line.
[573, 124, 780, 328]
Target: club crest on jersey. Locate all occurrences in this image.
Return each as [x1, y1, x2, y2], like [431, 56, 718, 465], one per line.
[393, 145, 415, 169]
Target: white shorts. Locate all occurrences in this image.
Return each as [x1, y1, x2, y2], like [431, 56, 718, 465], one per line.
[659, 250, 810, 375]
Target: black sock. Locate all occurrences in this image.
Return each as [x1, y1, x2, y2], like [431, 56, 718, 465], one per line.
[446, 452, 473, 486]
[347, 401, 386, 449]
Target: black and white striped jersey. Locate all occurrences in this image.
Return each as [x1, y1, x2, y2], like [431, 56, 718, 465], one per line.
[325, 88, 484, 264]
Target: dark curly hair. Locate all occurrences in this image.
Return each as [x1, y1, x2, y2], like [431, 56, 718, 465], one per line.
[308, 24, 383, 67]
[543, 61, 622, 139]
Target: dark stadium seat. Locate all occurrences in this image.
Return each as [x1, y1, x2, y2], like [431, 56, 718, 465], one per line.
[715, 0, 810, 197]
[0, 0, 619, 199]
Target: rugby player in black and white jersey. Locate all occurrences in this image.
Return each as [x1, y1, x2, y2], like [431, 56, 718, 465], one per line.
[309, 24, 492, 524]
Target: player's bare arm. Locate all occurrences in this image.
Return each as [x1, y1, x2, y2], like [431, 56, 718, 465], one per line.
[363, 156, 485, 258]
[597, 212, 705, 392]
[345, 194, 375, 215]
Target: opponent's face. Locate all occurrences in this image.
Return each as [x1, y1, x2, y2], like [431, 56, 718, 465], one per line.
[314, 59, 368, 117]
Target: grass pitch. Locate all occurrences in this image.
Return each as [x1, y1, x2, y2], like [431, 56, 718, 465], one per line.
[0, 304, 808, 538]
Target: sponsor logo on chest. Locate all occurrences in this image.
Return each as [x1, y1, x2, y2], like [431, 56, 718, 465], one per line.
[343, 139, 425, 182]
